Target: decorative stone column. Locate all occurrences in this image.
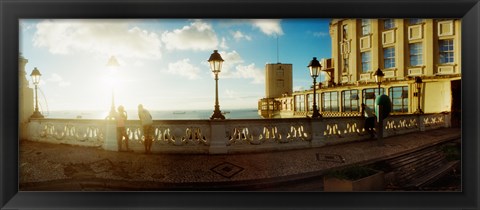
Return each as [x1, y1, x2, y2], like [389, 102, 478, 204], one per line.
[209, 121, 228, 154]
[103, 120, 118, 151]
[419, 115, 426, 131]
[310, 119, 326, 147]
[444, 112, 452, 128]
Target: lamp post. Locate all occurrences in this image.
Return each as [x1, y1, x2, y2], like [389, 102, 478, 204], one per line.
[106, 56, 119, 120]
[30, 67, 44, 118]
[209, 50, 225, 120]
[373, 68, 385, 146]
[307, 57, 322, 119]
[414, 76, 424, 114]
[374, 68, 385, 94]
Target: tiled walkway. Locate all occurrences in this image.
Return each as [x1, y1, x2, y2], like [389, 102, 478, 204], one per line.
[19, 128, 461, 191]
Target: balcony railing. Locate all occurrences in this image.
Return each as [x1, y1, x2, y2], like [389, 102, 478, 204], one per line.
[26, 112, 451, 154]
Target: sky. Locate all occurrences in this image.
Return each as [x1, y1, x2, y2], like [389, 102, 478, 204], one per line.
[20, 19, 332, 111]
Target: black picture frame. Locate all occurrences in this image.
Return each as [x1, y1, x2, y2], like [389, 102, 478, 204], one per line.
[1, 0, 478, 209]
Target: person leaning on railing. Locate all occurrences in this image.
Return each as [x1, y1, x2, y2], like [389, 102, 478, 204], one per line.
[138, 104, 153, 154]
[361, 103, 376, 139]
[116, 105, 132, 152]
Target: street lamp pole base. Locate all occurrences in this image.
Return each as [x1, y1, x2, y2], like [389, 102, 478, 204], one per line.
[414, 109, 424, 114]
[210, 106, 225, 120]
[311, 105, 322, 119]
[30, 111, 44, 119]
[311, 112, 322, 119]
[106, 110, 117, 120]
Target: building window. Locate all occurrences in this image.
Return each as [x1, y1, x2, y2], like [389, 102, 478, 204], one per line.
[361, 19, 371, 36]
[343, 57, 349, 73]
[409, 19, 424, 25]
[342, 90, 359, 112]
[261, 101, 268, 111]
[439, 39, 454, 64]
[276, 68, 284, 77]
[361, 51, 371, 72]
[362, 88, 385, 110]
[389, 86, 409, 113]
[307, 94, 319, 112]
[276, 79, 284, 88]
[307, 94, 313, 112]
[409, 43, 423, 66]
[383, 47, 395, 69]
[322, 92, 339, 112]
[342, 24, 348, 39]
[384, 19, 395, 30]
[295, 95, 305, 112]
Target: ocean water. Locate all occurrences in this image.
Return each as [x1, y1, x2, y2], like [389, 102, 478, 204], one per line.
[45, 109, 262, 120]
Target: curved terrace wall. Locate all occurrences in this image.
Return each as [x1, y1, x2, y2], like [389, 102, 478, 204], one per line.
[25, 113, 450, 154]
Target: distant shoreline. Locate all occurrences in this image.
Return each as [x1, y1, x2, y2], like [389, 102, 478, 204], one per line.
[45, 108, 261, 120]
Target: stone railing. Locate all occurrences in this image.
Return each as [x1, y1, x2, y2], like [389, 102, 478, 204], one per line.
[25, 112, 451, 154]
[222, 119, 312, 153]
[27, 119, 105, 147]
[383, 113, 450, 137]
[121, 120, 212, 154]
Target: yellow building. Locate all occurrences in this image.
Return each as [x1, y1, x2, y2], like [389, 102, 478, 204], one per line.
[258, 19, 461, 127]
[259, 63, 294, 118]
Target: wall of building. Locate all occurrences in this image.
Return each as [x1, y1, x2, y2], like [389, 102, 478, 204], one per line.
[261, 19, 461, 119]
[423, 80, 452, 113]
[265, 63, 293, 98]
[330, 19, 461, 85]
[19, 55, 34, 140]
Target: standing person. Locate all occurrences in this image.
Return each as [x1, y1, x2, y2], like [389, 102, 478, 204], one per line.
[116, 105, 131, 151]
[138, 104, 153, 154]
[361, 103, 376, 139]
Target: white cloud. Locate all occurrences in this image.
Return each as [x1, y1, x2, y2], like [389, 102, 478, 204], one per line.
[161, 20, 218, 51]
[211, 50, 264, 84]
[220, 37, 229, 49]
[225, 89, 237, 99]
[33, 20, 162, 59]
[312, 31, 329, 37]
[251, 19, 284, 36]
[231, 30, 252, 41]
[166, 59, 202, 80]
[47, 73, 63, 82]
[20, 21, 34, 32]
[220, 50, 244, 73]
[231, 63, 264, 84]
[47, 73, 71, 87]
[294, 86, 305, 92]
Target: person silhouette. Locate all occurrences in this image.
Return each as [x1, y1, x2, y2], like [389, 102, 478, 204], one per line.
[361, 103, 376, 139]
[116, 105, 131, 151]
[138, 104, 153, 154]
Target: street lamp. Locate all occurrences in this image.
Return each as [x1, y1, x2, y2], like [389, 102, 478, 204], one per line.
[307, 57, 322, 118]
[209, 50, 225, 120]
[30, 67, 44, 118]
[414, 76, 424, 114]
[106, 56, 120, 120]
[374, 68, 385, 94]
[373, 68, 385, 146]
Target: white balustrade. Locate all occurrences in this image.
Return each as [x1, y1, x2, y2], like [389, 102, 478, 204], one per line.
[223, 119, 311, 153]
[27, 119, 105, 147]
[124, 120, 211, 153]
[322, 117, 367, 143]
[422, 113, 447, 130]
[25, 112, 451, 154]
[224, 119, 310, 145]
[384, 114, 419, 137]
